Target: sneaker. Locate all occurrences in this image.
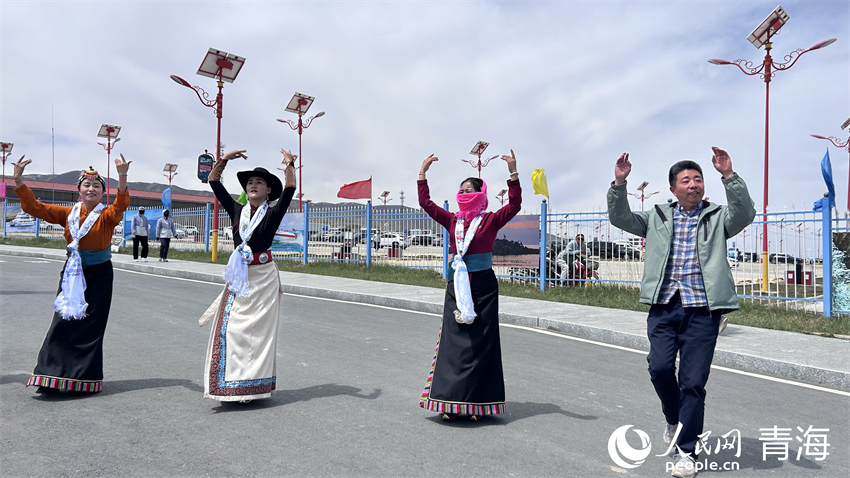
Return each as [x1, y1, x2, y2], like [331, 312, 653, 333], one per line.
[664, 423, 678, 446]
[142, 258, 148, 262]
[134, 259, 139, 262]
[671, 453, 696, 477]
[163, 259, 168, 262]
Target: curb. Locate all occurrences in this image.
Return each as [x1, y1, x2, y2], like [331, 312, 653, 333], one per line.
[2, 247, 848, 392]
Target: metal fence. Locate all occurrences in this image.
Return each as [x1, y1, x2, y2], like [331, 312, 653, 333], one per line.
[2, 196, 845, 317]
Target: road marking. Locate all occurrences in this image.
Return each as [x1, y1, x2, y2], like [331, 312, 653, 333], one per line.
[14, 256, 847, 397]
[501, 323, 850, 397]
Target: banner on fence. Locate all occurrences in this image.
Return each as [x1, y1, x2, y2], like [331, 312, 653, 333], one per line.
[4, 205, 36, 233]
[271, 213, 304, 253]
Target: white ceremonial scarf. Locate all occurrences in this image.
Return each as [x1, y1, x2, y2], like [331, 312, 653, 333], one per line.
[452, 214, 483, 324]
[54, 202, 104, 320]
[223, 201, 268, 297]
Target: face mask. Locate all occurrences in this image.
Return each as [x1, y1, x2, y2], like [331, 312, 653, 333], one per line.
[455, 180, 488, 221]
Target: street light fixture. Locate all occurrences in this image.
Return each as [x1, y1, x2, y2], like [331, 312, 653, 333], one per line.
[379, 190, 392, 206]
[495, 188, 508, 206]
[163, 163, 179, 188]
[627, 181, 659, 211]
[170, 48, 246, 262]
[811, 116, 850, 212]
[96, 124, 121, 205]
[1, 142, 12, 198]
[461, 141, 498, 178]
[708, 5, 836, 292]
[277, 92, 325, 212]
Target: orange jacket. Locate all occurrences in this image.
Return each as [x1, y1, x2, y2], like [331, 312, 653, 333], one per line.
[15, 184, 130, 251]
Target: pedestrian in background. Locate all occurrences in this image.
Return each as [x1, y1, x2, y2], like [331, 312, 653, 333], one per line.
[607, 147, 755, 478]
[416, 150, 522, 421]
[131, 207, 149, 262]
[156, 209, 177, 262]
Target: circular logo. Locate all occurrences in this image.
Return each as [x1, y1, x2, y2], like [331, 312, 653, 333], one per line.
[259, 252, 269, 264]
[607, 425, 652, 469]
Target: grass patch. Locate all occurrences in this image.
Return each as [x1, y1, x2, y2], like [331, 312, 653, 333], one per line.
[3, 237, 848, 337]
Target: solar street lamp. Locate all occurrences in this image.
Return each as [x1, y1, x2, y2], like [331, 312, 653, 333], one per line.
[170, 48, 246, 262]
[811, 116, 850, 212]
[96, 124, 121, 205]
[461, 141, 498, 178]
[708, 5, 836, 292]
[277, 92, 325, 212]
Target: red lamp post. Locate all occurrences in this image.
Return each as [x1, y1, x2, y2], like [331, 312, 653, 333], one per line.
[277, 93, 325, 212]
[0, 142, 12, 198]
[379, 191, 393, 206]
[96, 124, 121, 205]
[627, 181, 659, 211]
[163, 163, 178, 188]
[170, 48, 246, 262]
[495, 188, 508, 206]
[811, 116, 850, 212]
[461, 141, 498, 178]
[708, 5, 836, 291]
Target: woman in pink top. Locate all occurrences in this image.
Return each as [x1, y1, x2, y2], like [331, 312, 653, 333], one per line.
[417, 150, 522, 421]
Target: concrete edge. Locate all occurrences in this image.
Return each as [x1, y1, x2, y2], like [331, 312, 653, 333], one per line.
[2, 247, 848, 392]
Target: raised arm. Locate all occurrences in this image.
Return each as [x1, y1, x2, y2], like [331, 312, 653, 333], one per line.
[712, 146, 756, 237]
[12, 156, 70, 224]
[208, 150, 247, 219]
[491, 149, 522, 228]
[417, 154, 454, 229]
[607, 152, 650, 237]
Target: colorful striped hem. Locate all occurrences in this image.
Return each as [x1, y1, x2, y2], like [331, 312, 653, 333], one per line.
[420, 399, 505, 416]
[27, 375, 103, 393]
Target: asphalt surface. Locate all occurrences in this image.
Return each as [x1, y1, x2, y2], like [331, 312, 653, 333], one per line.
[1, 254, 848, 477]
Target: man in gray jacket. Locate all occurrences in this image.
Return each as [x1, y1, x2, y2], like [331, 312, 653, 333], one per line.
[607, 147, 755, 477]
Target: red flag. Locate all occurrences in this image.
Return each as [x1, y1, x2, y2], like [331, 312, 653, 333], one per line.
[337, 177, 372, 200]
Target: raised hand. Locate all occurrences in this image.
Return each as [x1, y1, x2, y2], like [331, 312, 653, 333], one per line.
[419, 154, 439, 175]
[12, 155, 31, 182]
[115, 153, 132, 175]
[222, 149, 248, 161]
[711, 146, 734, 179]
[614, 152, 631, 185]
[280, 148, 296, 166]
[502, 149, 517, 174]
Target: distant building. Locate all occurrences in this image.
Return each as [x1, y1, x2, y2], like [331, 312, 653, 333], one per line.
[3, 178, 217, 209]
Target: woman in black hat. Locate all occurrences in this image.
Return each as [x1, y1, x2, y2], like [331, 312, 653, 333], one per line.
[198, 148, 296, 403]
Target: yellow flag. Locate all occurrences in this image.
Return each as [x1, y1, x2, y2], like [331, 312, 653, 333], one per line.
[531, 168, 549, 198]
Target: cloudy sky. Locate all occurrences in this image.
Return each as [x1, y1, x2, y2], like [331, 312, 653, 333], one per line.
[2, 0, 848, 215]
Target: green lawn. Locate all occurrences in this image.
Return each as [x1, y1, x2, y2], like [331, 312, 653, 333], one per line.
[3, 237, 848, 337]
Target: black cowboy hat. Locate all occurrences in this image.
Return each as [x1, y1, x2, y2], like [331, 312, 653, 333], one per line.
[237, 167, 283, 202]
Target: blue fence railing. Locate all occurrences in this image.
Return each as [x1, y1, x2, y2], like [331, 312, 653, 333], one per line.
[2, 195, 845, 317]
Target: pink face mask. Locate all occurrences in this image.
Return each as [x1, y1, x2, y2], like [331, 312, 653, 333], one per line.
[456, 180, 488, 221]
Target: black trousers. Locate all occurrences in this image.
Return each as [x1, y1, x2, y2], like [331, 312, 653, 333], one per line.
[133, 235, 148, 259]
[646, 292, 722, 456]
[159, 238, 171, 259]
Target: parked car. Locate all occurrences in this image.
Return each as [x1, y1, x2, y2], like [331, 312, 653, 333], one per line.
[209, 228, 233, 241]
[769, 253, 802, 264]
[411, 233, 442, 246]
[727, 256, 739, 268]
[183, 225, 198, 236]
[741, 252, 760, 262]
[172, 225, 187, 240]
[376, 233, 410, 249]
[321, 228, 344, 242]
[39, 221, 64, 233]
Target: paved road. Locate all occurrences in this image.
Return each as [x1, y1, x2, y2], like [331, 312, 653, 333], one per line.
[1, 254, 847, 477]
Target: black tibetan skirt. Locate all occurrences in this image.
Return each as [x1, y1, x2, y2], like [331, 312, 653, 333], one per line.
[420, 269, 506, 415]
[27, 260, 114, 392]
